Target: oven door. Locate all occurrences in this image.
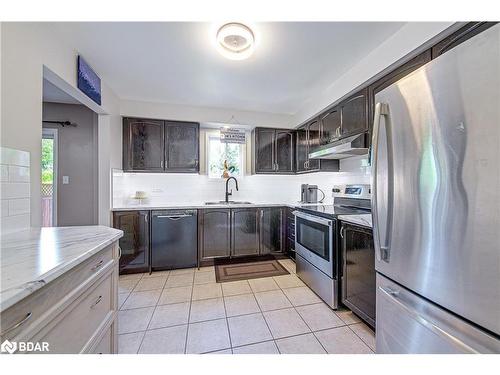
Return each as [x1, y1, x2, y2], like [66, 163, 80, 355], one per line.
[293, 211, 334, 277]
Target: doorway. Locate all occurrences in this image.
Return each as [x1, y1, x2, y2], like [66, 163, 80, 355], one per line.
[41, 128, 58, 227]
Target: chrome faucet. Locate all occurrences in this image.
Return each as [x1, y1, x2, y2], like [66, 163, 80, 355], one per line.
[225, 177, 239, 203]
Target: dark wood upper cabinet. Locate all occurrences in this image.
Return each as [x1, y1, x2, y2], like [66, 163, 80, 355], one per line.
[253, 127, 295, 174]
[123, 118, 164, 171]
[340, 88, 368, 137]
[431, 22, 497, 58]
[295, 121, 338, 173]
[113, 211, 150, 274]
[231, 208, 259, 257]
[305, 119, 320, 171]
[320, 107, 341, 144]
[123, 117, 200, 173]
[295, 125, 308, 173]
[275, 130, 295, 173]
[254, 128, 276, 173]
[165, 121, 200, 172]
[199, 209, 231, 261]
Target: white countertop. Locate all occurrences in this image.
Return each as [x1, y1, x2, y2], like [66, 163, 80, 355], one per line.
[111, 201, 314, 211]
[0, 225, 123, 312]
[337, 214, 373, 228]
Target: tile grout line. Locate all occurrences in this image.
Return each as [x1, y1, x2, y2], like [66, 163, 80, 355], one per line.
[136, 271, 170, 353]
[221, 287, 233, 353]
[346, 323, 375, 353]
[120, 263, 371, 354]
[183, 271, 196, 354]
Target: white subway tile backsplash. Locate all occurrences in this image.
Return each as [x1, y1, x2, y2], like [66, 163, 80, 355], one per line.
[0, 165, 8, 182]
[8, 198, 30, 216]
[0, 147, 31, 234]
[1, 214, 30, 234]
[8, 165, 30, 182]
[0, 182, 30, 200]
[112, 156, 371, 209]
[0, 147, 30, 167]
[0, 200, 9, 217]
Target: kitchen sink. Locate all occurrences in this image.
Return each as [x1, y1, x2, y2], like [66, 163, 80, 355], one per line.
[204, 201, 253, 205]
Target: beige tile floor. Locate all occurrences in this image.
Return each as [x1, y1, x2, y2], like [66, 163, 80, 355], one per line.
[117, 258, 375, 354]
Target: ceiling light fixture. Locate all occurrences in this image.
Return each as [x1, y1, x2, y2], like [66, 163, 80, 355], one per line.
[215, 23, 255, 60]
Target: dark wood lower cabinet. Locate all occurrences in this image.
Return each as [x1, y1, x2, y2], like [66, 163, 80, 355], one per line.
[259, 207, 284, 254]
[198, 209, 231, 261]
[199, 207, 285, 264]
[231, 208, 260, 257]
[113, 211, 150, 273]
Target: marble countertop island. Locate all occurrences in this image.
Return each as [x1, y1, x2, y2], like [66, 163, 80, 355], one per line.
[0, 225, 123, 312]
[337, 214, 373, 228]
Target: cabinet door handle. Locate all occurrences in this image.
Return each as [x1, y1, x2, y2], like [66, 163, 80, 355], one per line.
[0, 312, 32, 336]
[160, 160, 164, 168]
[340, 225, 344, 238]
[91, 260, 104, 271]
[91, 295, 103, 309]
[118, 246, 122, 259]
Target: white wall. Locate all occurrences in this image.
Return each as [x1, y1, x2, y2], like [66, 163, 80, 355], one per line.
[0, 22, 121, 227]
[121, 99, 294, 129]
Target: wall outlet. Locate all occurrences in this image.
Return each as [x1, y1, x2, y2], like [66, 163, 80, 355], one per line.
[62, 176, 69, 184]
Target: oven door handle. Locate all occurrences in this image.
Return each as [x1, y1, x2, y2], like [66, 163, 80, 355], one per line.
[292, 211, 333, 226]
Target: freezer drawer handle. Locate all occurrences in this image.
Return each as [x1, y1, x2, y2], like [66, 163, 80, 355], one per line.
[378, 286, 478, 353]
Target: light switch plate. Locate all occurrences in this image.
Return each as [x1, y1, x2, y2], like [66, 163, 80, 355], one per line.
[62, 176, 69, 184]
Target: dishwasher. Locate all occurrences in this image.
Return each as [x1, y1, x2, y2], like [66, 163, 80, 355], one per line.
[151, 210, 198, 270]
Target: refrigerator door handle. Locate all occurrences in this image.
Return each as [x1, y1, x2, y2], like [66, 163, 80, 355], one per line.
[371, 102, 393, 262]
[378, 286, 479, 353]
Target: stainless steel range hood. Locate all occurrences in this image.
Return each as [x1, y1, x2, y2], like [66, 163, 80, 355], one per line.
[308, 133, 368, 160]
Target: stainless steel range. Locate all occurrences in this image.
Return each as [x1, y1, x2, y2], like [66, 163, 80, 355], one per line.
[293, 184, 371, 309]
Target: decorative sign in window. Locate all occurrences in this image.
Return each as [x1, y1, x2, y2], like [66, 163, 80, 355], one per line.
[220, 128, 246, 144]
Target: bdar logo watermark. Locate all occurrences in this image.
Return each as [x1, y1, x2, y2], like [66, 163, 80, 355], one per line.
[1, 339, 49, 354]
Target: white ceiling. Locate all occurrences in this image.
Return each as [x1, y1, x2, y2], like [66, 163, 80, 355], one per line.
[51, 22, 405, 115]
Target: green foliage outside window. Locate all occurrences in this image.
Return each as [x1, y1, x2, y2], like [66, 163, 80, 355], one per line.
[208, 136, 242, 178]
[41, 138, 54, 184]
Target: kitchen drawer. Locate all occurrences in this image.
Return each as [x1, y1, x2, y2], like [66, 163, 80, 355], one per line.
[36, 273, 113, 354]
[1, 245, 114, 342]
[91, 325, 112, 354]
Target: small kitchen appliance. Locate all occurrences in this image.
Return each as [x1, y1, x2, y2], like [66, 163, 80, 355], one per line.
[300, 184, 324, 203]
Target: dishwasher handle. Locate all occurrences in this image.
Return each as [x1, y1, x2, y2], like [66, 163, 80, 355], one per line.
[154, 214, 193, 220]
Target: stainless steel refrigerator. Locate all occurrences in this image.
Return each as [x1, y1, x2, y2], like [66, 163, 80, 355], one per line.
[371, 24, 500, 353]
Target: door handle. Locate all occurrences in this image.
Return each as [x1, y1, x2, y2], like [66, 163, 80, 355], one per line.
[371, 102, 393, 262]
[378, 286, 479, 353]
